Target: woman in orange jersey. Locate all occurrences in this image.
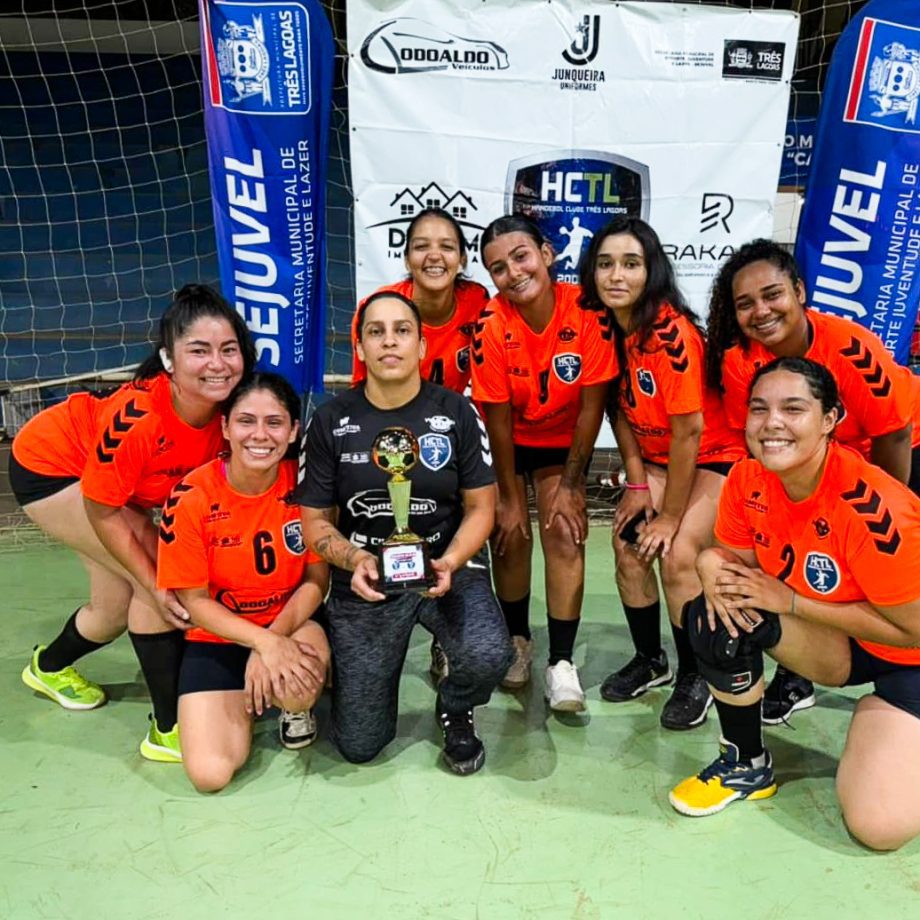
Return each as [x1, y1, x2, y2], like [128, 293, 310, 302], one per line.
[471, 215, 618, 712]
[157, 374, 329, 793]
[351, 207, 489, 394]
[579, 217, 745, 731]
[351, 207, 490, 683]
[10, 284, 253, 762]
[670, 357, 920, 851]
[707, 239, 920, 725]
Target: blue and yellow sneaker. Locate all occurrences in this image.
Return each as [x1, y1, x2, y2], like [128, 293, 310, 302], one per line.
[669, 739, 777, 816]
[140, 715, 182, 763]
[21, 645, 106, 710]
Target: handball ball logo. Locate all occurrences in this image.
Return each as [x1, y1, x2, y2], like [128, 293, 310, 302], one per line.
[217, 16, 271, 103]
[360, 18, 509, 74]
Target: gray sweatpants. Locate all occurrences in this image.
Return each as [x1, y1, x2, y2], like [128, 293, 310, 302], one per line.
[326, 565, 513, 763]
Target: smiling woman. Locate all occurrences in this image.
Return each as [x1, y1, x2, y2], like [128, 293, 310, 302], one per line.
[10, 284, 255, 763]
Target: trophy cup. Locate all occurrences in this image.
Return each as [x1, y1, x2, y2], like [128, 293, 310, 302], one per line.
[372, 426, 436, 594]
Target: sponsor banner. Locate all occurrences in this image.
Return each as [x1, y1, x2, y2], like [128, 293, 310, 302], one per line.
[780, 115, 817, 188]
[347, 0, 798, 317]
[795, 0, 920, 365]
[199, 0, 334, 392]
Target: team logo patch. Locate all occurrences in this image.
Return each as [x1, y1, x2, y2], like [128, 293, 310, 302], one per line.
[456, 347, 470, 372]
[425, 415, 455, 432]
[283, 520, 306, 555]
[553, 353, 582, 384]
[419, 433, 452, 471]
[637, 368, 656, 397]
[803, 552, 840, 595]
[558, 325, 577, 343]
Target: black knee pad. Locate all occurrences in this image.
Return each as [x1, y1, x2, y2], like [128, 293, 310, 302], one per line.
[683, 595, 782, 695]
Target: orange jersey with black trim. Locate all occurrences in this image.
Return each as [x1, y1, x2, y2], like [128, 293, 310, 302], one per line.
[722, 311, 920, 454]
[716, 442, 920, 665]
[619, 304, 745, 466]
[157, 459, 321, 644]
[470, 282, 618, 448]
[351, 279, 489, 392]
[13, 374, 226, 509]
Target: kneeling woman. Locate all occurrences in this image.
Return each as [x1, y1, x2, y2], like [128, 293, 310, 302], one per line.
[671, 358, 920, 851]
[157, 374, 329, 793]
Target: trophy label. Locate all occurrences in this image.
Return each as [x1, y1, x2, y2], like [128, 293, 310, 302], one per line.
[381, 543, 426, 584]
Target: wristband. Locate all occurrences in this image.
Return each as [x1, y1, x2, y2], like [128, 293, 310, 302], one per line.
[625, 482, 650, 491]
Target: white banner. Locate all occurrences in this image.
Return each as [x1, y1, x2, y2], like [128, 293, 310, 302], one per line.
[347, 0, 799, 318]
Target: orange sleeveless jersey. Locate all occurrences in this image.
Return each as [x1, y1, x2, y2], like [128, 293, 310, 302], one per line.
[716, 442, 920, 665]
[619, 304, 745, 466]
[157, 458, 321, 644]
[351, 278, 489, 393]
[12, 374, 226, 509]
[470, 282, 618, 448]
[721, 311, 920, 455]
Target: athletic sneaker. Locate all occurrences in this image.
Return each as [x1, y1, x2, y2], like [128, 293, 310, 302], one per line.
[429, 639, 449, 685]
[762, 666, 816, 725]
[669, 739, 777, 817]
[21, 645, 106, 711]
[659, 672, 713, 731]
[279, 708, 318, 750]
[140, 716, 182, 763]
[544, 660, 587, 712]
[437, 702, 485, 775]
[501, 636, 534, 689]
[600, 650, 672, 702]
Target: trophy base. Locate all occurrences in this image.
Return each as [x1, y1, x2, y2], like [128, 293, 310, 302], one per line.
[378, 539, 435, 595]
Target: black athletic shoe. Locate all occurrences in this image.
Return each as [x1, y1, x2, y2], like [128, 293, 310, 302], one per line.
[762, 666, 816, 725]
[660, 672, 713, 731]
[437, 702, 485, 775]
[600, 650, 672, 702]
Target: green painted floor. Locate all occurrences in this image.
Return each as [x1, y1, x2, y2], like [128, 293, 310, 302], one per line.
[1, 532, 918, 919]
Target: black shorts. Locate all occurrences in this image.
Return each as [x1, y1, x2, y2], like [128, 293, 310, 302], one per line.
[178, 641, 250, 695]
[845, 639, 920, 720]
[513, 445, 595, 479]
[8, 451, 78, 506]
[646, 459, 734, 477]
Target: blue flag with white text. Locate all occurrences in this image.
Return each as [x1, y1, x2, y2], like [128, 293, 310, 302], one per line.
[199, 0, 333, 392]
[794, 0, 920, 365]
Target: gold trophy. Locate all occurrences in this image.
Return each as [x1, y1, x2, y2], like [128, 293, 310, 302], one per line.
[372, 426, 435, 594]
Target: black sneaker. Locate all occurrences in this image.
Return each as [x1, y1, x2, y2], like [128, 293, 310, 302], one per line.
[762, 666, 816, 725]
[600, 650, 672, 702]
[279, 709, 318, 750]
[437, 702, 485, 775]
[660, 672, 713, 731]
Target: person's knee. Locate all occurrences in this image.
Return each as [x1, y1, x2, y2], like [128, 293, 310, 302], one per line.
[841, 802, 917, 851]
[335, 733, 390, 764]
[660, 540, 699, 588]
[541, 525, 581, 560]
[184, 756, 238, 794]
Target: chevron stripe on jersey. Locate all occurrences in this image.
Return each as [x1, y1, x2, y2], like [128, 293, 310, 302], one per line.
[841, 478, 902, 555]
[158, 481, 193, 545]
[95, 399, 147, 464]
[470, 307, 494, 366]
[652, 317, 690, 373]
[839, 337, 892, 398]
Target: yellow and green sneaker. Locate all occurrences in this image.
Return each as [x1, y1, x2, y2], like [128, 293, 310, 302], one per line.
[21, 645, 106, 710]
[669, 739, 777, 817]
[140, 716, 182, 763]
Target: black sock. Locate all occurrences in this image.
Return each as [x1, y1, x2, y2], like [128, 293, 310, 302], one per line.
[714, 697, 764, 762]
[499, 594, 531, 640]
[547, 616, 579, 665]
[39, 608, 111, 672]
[670, 621, 697, 679]
[622, 601, 661, 659]
[129, 631, 184, 732]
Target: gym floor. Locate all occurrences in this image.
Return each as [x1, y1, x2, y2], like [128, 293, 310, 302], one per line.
[2, 531, 918, 919]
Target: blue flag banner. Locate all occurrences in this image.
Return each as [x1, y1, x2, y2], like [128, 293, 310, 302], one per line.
[795, 0, 920, 365]
[199, 0, 333, 392]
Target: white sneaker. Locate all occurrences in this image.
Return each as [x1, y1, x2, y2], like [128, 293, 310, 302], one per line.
[279, 708, 318, 750]
[501, 636, 534, 689]
[544, 660, 586, 712]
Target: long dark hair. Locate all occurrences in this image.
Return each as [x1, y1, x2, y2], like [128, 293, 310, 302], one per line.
[222, 372, 302, 461]
[579, 216, 696, 351]
[404, 207, 469, 261]
[135, 283, 256, 383]
[705, 239, 804, 392]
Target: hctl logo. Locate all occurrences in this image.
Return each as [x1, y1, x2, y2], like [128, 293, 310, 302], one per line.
[364, 181, 486, 265]
[505, 151, 650, 283]
[803, 552, 841, 595]
[360, 18, 509, 74]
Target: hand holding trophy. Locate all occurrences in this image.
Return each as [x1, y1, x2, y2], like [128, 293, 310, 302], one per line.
[372, 426, 436, 594]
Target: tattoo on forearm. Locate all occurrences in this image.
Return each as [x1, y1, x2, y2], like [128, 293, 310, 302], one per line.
[562, 448, 588, 487]
[312, 522, 365, 571]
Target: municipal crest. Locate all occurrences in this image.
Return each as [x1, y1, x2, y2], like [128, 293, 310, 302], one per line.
[283, 520, 306, 555]
[217, 16, 271, 104]
[803, 552, 840, 595]
[553, 353, 582, 384]
[869, 41, 920, 125]
[419, 433, 452, 471]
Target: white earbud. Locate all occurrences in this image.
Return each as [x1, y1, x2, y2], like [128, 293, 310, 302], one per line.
[159, 347, 174, 374]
